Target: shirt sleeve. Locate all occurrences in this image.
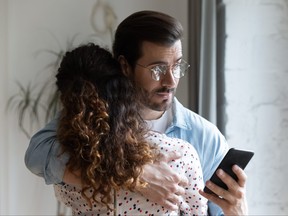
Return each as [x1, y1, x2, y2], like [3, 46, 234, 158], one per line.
[24, 115, 69, 184]
[208, 201, 225, 216]
[202, 125, 228, 216]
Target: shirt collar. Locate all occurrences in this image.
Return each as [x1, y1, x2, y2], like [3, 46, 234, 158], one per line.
[168, 97, 193, 131]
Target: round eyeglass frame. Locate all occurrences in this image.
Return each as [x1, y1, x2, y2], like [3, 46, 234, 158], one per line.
[136, 60, 190, 81]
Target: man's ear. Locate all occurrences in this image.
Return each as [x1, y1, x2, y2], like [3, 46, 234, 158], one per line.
[118, 55, 131, 77]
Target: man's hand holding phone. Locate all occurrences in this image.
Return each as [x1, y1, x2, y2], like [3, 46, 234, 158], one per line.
[199, 148, 254, 215]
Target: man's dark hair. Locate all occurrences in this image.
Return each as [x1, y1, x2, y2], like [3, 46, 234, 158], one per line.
[112, 10, 183, 68]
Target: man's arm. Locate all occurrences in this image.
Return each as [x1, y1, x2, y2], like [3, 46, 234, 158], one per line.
[25, 118, 188, 211]
[61, 151, 190, 212]
[61, 152, 189, 212]
[24, 116, 68, 184]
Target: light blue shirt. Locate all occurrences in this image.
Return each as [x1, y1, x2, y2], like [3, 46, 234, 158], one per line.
[25, 97, 228, 215]
[167, 98, 228, 215]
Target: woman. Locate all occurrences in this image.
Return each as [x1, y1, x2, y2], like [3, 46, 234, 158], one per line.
[53, 43, 207, 215]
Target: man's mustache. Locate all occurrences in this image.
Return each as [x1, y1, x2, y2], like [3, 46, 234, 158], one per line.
[155, 87, 175, 93]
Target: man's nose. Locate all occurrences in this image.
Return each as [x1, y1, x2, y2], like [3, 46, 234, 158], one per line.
[161, 68, 177, 87]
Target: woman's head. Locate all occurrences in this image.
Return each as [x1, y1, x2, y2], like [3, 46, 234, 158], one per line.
[56, 43, 155, 208]
[56, 43, 121, 98]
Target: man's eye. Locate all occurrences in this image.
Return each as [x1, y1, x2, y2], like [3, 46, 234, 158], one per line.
[152, 65, 163, 73]
[173, 63, 181, 69]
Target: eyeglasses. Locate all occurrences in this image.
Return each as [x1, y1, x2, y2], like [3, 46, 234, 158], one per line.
[136, 60, 190, 81]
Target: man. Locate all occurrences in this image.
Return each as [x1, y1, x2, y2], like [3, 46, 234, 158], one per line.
[25, 11, 248, 215]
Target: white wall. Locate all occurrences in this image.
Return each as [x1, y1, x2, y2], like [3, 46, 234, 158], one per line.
[0, 0, 8, 214]
[1, 0, 188, 214]
[224, 0, 288, 214]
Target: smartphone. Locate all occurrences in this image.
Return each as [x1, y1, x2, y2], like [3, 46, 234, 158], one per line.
[204, 148, 254, 195]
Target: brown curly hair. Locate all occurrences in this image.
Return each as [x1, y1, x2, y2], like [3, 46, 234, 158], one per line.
[56, 43, 156, 208]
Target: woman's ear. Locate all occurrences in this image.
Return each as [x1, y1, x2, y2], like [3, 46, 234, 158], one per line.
[118, 55, 131, 77]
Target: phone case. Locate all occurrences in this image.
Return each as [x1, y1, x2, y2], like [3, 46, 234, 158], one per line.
[204, 148, 254, 194]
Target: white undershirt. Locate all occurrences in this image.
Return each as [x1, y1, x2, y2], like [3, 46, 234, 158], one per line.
[145, 107, 173, 133]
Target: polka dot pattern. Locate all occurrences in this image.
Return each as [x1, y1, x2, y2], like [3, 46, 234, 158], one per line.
[54, 131, 208, 215]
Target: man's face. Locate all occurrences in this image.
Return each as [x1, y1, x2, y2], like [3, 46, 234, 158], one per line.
[132, 40, 182, 113]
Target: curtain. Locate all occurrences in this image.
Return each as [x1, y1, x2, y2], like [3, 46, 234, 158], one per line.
[188, 0, 226, 135]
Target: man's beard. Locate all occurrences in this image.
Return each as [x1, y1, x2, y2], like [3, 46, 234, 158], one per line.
[137, 86, 175, 111]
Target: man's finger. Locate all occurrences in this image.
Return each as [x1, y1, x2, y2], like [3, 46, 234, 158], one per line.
[174, 184, 186, 195]
[161, 199, 179, 211]
[178, 175, 189, 187]
[160, 151, 182, 163]
[232, 165, 247, 187]
[167, 193, 182, 206]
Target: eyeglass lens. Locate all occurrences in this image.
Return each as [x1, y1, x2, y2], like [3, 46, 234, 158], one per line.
[151, 62, 189, 81]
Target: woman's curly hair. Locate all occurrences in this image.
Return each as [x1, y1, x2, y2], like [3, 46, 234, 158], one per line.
[56, 43, 156, 208]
